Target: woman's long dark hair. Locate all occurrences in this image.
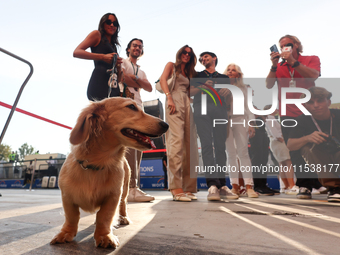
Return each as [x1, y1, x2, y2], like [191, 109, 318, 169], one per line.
[174, 45, 197, 78]
[98, 13, 120, 50]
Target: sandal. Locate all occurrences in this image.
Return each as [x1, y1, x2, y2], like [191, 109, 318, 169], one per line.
[172, 192, 191, 202]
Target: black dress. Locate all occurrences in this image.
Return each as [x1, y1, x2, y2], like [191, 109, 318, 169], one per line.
[87, 36, 120, 101]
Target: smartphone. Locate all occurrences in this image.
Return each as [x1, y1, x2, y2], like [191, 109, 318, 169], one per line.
[270, 44, 279, 53]
[270, 44, 280, 59]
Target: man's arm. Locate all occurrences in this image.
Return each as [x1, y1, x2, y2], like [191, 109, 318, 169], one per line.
[123, 70, 140, 89]
[136, 78, 152, 92]
[287, 131, 328, 151]
[122, 70, 152, 92]
[291, 63, 320, 80]
[266, 70, 277, 89]
[285, 54, 320, 80]
[266, 51, 280, 89]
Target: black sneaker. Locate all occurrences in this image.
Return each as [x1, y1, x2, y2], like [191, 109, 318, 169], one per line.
[266, 186, 280, 195]
[296, 187, 312, 199]
[328, 188, 340, 202]
[254, 186, 274, 196]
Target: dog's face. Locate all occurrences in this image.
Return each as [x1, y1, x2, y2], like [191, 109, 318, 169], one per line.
[70, 97, 168, 151]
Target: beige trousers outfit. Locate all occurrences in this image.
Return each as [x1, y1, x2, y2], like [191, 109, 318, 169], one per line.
[126, 148, 142, 189]
[165, 74, 199, 192]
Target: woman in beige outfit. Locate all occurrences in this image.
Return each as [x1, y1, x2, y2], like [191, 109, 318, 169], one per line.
[160, 45, 199, 202]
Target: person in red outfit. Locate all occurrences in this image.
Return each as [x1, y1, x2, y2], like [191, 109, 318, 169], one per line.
[266, 35, 324, 199]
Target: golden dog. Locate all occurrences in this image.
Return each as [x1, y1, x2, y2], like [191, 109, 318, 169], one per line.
[50, 97, 168, 248]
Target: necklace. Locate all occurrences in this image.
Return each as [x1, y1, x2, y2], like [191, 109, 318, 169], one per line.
[130, 61, 139, 76]
[204, 70, 218, 78]
[286, 65, 296, 87]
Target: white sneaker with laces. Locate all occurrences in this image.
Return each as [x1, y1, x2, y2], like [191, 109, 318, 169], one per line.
[128, 187, 155, 202]
[285, 185, 299, 195]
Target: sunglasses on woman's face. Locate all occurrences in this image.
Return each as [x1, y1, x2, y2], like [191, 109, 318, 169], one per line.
[105, 20, 119, 27]
[182, 50, 192, 56]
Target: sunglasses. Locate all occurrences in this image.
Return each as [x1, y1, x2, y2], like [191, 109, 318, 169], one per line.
[105, 20, 119, 27]
[182, 50, 192, 56]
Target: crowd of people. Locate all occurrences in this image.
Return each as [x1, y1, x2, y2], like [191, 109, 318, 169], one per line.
[73, 13, 340, 203]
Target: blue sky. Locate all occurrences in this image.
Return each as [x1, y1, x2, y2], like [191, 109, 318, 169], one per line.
[1, 0, 339, 155]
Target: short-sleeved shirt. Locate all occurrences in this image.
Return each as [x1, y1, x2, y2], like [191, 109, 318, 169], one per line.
[121, 58, 148, 107]
[289, 109, 340, 150]
[276, 55, 321, 117]
[192, 71, 230, 108]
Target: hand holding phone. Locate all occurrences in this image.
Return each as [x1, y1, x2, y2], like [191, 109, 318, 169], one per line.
[270, 44, 280, 59]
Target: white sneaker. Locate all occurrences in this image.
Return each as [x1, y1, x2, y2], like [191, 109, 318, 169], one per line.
[311, 188, 320, 195]
[280, 188, 287, 194]
[128, 187, 155, 202]
[285, 185, 299, 195]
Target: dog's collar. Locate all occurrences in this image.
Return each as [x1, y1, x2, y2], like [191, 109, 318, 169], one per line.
[77, 160, 104, 171]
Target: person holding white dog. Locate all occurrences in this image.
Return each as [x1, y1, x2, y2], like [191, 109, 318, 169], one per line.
[121, 38, 154, 202]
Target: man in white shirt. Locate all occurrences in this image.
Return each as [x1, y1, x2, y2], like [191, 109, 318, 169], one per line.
[121, 38, 153, 202]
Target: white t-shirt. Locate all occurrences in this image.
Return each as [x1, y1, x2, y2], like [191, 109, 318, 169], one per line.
[121, 58, 148, 107]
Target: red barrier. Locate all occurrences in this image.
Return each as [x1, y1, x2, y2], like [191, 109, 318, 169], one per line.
[1, 101, 168, 153]
[0, 101, 72, 130]
[143, 149, 166, 153]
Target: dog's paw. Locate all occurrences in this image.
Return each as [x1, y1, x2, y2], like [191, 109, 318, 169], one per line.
[119, 215, 132, 225]
[95, 233, 120, 248]
[50, 231, 76, 245]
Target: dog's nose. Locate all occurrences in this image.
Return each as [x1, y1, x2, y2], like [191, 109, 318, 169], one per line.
[159, 121, 169, 132]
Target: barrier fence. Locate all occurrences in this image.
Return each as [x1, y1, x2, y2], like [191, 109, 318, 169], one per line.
[0, 158, 65, 180]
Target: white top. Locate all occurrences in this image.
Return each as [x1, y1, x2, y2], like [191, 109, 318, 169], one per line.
[265, 115, 283, 139]
[122, 58, 148, 107]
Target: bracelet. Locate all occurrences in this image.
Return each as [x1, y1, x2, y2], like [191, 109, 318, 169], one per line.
[292, 61, 300, 68]
[270, 65, 277, 72]
[165, 92, 171, 96]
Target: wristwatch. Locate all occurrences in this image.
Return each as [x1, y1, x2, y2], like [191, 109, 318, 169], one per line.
[292, 61, 300, 68]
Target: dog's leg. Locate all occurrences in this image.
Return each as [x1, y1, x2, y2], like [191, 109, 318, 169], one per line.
[50, 196, 80, 244]
[94, 192, 122, 248]
[119, 158, 132, 225]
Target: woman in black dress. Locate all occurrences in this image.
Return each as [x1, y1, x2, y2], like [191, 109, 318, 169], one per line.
[74, 13, 122, 101]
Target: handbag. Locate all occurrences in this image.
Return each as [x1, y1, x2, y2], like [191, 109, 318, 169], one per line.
[155, 65, 176, 94]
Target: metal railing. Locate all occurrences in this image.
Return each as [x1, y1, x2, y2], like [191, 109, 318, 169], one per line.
[0, 47, 34, 144]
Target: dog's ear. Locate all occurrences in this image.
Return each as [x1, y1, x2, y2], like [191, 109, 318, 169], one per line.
[70, 103, 106, 145]
[69, 113, 93, 145]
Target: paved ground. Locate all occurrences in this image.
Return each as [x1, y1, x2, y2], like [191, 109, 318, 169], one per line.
[1, 189, 340, 255]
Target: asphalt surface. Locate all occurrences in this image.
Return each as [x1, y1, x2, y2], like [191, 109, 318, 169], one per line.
[1, 189, 340, 255]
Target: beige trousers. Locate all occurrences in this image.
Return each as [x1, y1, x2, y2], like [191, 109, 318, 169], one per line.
[126, 148, 143, 189]
[165, 98, 199, 193]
